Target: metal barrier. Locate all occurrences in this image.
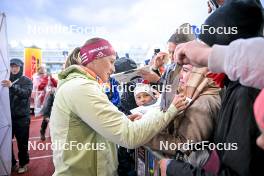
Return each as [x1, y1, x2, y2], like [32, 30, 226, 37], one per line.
[135, 146, 166, 176]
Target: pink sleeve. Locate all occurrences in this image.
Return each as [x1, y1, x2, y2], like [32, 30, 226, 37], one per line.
[209, 37, 264, 89]
[254, 89, 264, 129]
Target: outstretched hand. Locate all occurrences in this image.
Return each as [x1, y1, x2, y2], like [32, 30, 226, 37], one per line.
[153, 52, 168, 69]
[138, 69, 160, 83]
[174, 40, 212, 67]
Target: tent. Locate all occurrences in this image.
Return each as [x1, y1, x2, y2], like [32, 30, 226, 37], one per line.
[0, 12, 12, 175]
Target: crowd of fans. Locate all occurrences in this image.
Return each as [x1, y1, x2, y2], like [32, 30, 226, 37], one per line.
[2, 0, 264, 175]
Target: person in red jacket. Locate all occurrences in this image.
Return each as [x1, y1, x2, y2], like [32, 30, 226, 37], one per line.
[38, 73, 57, 141]
[38, 73, 57, 104]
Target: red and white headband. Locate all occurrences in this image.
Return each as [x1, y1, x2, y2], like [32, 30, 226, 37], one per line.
[80, 39, 116, 65]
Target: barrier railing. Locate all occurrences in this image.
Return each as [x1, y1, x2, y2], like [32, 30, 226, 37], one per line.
[135, 146, 166, 176]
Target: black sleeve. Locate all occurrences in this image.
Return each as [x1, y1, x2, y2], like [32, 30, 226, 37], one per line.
[42, 93, 55, 118]
[118, 82, 137, 115]
[213, 87, 264, 176]
[10, 78, 33, 98]
[167, 160, 215, 176]
[167, 159, 241, 176]
[166, 87, 264, 176]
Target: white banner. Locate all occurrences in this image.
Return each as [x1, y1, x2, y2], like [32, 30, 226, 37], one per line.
[0, 12, 12, 175]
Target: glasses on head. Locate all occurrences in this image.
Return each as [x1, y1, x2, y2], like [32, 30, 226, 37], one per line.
[208, 0, 218, 12]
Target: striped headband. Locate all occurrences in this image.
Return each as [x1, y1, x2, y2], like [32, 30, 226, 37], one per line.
[80, 39, 116, 65]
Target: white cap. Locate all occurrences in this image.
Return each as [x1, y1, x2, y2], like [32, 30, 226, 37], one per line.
[134, 83, 156, 99]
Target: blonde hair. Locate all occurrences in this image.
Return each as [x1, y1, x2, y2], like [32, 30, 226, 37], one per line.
[64, 37, 106, 68]
[64, 47, 81, 68]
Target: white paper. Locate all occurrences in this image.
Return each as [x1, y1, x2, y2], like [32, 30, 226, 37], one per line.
[111, 65, 150, 83]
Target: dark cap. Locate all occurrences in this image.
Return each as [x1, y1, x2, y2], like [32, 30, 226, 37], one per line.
[199, 1, 263, 46]
[114, 57, 137, 73]
[10, 58, 23, 67]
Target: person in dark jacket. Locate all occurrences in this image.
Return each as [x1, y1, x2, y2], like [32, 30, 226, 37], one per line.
[162, 1, 264, 176]
[114, 56, 138, 115]
[1, 58, 33, 174]
[40, 91, 55, 141]
[114, 57, 138, 176]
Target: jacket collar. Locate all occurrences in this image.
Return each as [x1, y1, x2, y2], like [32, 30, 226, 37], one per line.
[57, 65, 104, 90]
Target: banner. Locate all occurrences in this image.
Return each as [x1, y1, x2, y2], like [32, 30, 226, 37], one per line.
[24, 47, 42, 79]
[0, 12, 12, 175]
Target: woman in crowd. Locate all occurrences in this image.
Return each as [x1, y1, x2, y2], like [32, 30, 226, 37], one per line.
[146, 65, 221, 168]
[50, 37, 188, 176]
